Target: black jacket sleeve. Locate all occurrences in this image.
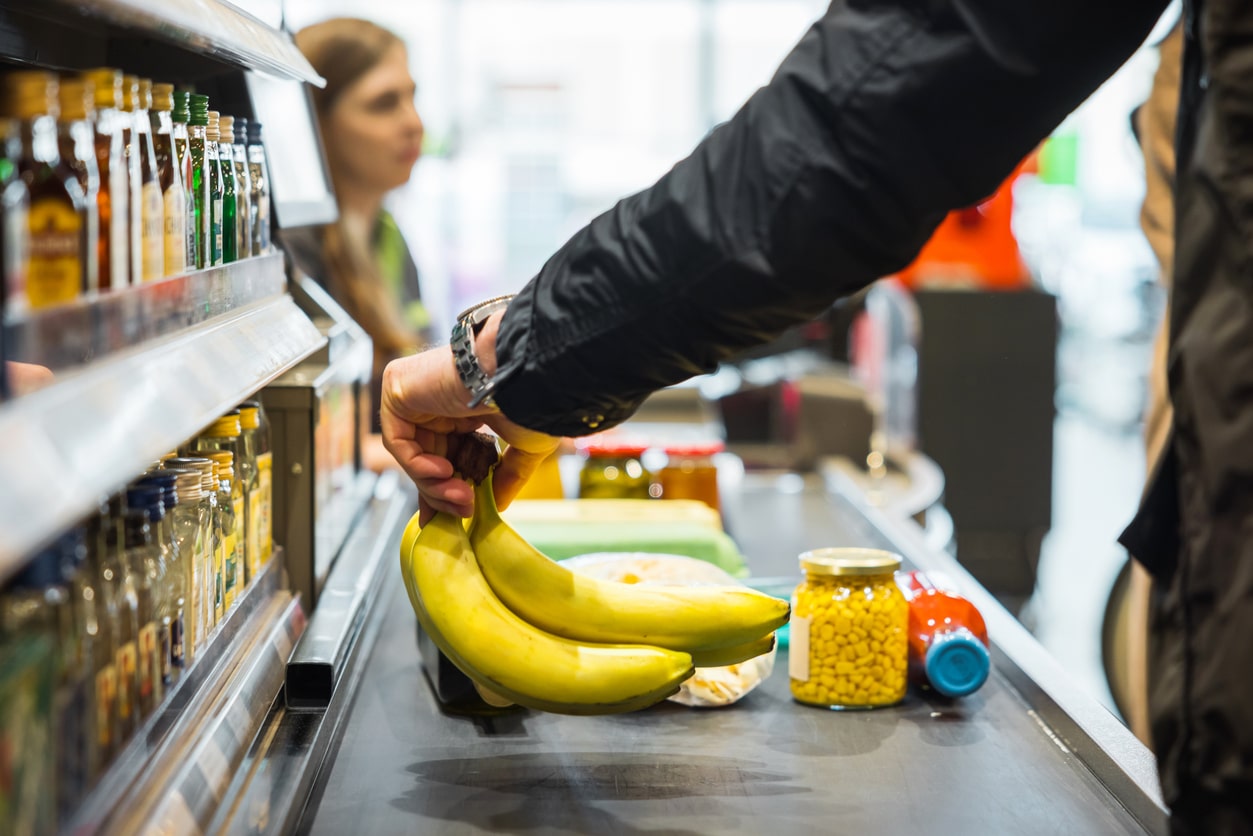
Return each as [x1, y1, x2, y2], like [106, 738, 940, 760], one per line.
[492, 0, 1168, 437]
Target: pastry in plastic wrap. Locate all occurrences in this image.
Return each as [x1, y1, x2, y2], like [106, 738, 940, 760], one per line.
[560, 553, 777, 707]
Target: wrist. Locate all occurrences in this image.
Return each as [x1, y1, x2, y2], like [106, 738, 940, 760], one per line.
[475, 310, 504, 378]
[450, 295, 512, 410]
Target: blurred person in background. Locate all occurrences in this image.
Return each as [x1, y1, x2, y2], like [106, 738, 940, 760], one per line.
[287, 17, 430, 472]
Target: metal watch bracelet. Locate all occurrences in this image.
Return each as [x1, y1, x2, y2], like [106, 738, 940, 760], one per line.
[450, 294, 513, 409]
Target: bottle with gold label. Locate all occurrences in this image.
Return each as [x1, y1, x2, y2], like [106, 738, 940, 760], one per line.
[0, 118, 30, 316]
[230, 117, 252, 261]
[119, 75, 142, 285]
[56, 78, 100, 294]
[170, 91, 196, 270]
[240, 400, 272, 563]
[81, 69, 128, 292]
[192, 415, 247, 606]
[187, 94, 210, 269]
[237, 403, 262, 581]
[4, 71, 88, 310]
[132, 80, 164, 281]
[246, 121, 269, 256]
[149, 83, 186, 277]
[204, 452, 238, 617]
[217, 115, 238, 264]
[205, 110, 224, 266]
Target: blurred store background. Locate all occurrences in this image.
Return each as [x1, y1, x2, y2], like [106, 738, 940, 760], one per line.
[275, 0, 1179, 715]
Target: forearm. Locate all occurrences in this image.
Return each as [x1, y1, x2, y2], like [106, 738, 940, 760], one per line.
[491, 0, 1167, 437]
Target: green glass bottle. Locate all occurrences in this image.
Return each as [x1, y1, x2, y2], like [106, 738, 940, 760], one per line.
[217, 115, 238, 263]
[187, 94, 210, 269]
[205, 110, 224, 266]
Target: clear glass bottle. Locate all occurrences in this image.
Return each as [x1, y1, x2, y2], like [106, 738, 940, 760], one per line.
[1, 117, 30, 319]
[83, 506, 117, 770]
[132, 80, 164, 281]
[81, 68, 128, 292]
[165, 456, 218, 649]
[160, 465, 203, 668]
[204, 453, 237, 619]
[55, 78, 100, 294]
[118, 75, 142, 285]
[135, 473, 182, 686]
[169, 91, 196, 270]
[187, 94, 211, 269]
[122, 499, 164, 718]
[789, 548, 908, 710]
[217, 114, 238, 264]
[4, 70, 88, 310]
[192, 414, 248, 604]
[149, 83, 186, 277]
[240, 400, 273, 563]
[246, 120, 269, 256]
[97, 495, 140, 746]
[236, 404, 261, 582]
[205, 110, 224, 266]
[230, 117, 252, 261]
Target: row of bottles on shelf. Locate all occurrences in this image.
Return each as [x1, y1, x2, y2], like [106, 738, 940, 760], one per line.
[0, 401, 272, 833]
[0, 68, 273, 317]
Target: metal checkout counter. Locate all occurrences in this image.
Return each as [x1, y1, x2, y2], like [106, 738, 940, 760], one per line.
[0, 3, 1167, 833]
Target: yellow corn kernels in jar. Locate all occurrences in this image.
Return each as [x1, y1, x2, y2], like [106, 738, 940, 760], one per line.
[789, 548, 908, 709]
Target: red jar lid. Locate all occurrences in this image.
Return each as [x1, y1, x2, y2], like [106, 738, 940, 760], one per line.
[576, 435, 651, 458]
[663, 441, 725, 457]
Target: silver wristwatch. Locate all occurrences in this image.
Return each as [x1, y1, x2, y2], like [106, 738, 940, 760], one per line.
[450, 294, 514, 409]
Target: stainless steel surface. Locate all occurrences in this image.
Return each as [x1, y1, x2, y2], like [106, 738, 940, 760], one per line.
[27, 0, 324, 85]
[66, 554, 299, 833]
[292, 474, 1166, 835]
[211, 482, 415, 835]
[286, 472, 412, 708]
[0, 293, 325, 575]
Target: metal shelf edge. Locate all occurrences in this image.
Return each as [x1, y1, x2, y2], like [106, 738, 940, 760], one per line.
[0, 296, 326, 574]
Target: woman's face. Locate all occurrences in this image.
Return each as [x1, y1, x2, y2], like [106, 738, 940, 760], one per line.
[323, 43, 425, 195]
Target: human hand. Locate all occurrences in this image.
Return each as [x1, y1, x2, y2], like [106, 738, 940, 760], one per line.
[380, 345, 560, 525]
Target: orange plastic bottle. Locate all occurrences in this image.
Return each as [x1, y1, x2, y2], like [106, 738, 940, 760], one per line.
[897, 570, 990, 698]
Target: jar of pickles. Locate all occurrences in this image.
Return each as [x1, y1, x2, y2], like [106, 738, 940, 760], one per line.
[656, 441, 723, 512]
[577, 439, 652, 499]
[789, 548, 908, 709]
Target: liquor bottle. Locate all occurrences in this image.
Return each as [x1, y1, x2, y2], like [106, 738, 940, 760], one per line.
[159, 465, 202, 668]
[149, 83, 187, 277]
[50, 530, 95, 817]
[169, 91, 196, 269]
[135, 472, 183, 685]
[0, 117, 29, 319]
[217, 114, 238, 264]
[205, 110, 224, 266]
[122, 494, 165, 718]
[240, 400, 272, 564]
[119, 75, 142, 285]
[97, 495, 140, 746]
[4, 71, 88, 310]
[84, 507, 118, 768]
[896, 569, 991, 698]
[246, 121, 269, 255]
[187, 94, 210, 269]
[56, 78, 100, 294]
[192, 416, 245, 607]
[81, 68, 128, 291]
[132, 80, 164, 281]
[230, 117, 252, 261]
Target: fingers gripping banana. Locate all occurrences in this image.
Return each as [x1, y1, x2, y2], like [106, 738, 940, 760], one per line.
[404, 510, 695, 715]
[470, 476, 789, 652]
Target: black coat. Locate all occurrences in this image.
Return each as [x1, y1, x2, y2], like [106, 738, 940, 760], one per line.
[492, 1, 1250, 830]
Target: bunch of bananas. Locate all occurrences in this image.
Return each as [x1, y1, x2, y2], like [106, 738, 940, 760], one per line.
[400, 471, 789, 715]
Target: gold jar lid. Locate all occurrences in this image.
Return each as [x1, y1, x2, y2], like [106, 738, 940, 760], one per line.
[799, 547, 902, 576]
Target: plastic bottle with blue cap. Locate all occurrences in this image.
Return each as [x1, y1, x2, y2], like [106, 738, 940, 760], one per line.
[897, 569, 991, 698]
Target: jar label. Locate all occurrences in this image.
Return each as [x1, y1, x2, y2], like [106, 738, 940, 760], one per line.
[788, 614, 811, 681]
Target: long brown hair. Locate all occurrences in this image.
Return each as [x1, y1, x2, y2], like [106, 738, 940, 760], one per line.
[295, 18, 419, 368]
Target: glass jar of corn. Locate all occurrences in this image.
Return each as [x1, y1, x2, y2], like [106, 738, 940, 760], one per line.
[788, 548, 908, 709]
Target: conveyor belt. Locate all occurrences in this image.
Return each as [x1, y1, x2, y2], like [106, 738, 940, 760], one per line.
[297, 474, 1161, 835]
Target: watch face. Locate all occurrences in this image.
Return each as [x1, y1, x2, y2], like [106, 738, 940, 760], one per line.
[457, 294, 515, 324]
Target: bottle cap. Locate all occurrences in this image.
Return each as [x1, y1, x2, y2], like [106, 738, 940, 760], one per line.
[3, 71, 57, 120]
[233, 116, 248, 144]
[171, 89, 190, 123]
[121, 75, 139, 112]
[137, 471, 179, 510]
[57, 78, 94, 122]
[798, 547, 902, 577]
[206, 110, 220, 142]
[239, 406, 260, 430]
[662, 440, 725, 458]
[163, 467, 203, 503]
[204, 414, 242, 438]
[247, 120, 263, 144]
[83, 68, 122, 110]
[189, 93, 209, 127]
[924, 627, 991, 698]
[206, 450, 234, 477]
[9, 549, 63, 589]
[137, 78, 153, 110]
[219, 114, 234, 137]
[151, 82, 175, 113]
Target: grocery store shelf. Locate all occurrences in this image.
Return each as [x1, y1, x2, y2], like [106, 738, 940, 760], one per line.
[0, 290, 326, 575]
[13, 0, 324, 86]
[7, 253, 287, 374]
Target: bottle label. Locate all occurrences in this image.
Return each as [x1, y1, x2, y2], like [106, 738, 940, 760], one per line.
[164, 182, 188, 276]
[211, 198, 223, 265]
[141, 180, 165, 281]
[219, 527, 233, 615]
[788, 614, 811, 682]
[95, 663, 116, 751]
[258, 452, 273, 560]
[107, 155, 129, 287]
[27, 197, 83, 308]
[138, 621, 158, 701]
[248, 487, 261, 580]
[116, 642, 137, 720]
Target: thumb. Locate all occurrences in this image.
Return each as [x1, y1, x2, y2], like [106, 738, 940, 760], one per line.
[491, 444, 556, 511]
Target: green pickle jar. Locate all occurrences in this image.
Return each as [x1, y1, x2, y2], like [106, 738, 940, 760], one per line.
[577, 439, 652, 499]
[789, 548, 908, 709]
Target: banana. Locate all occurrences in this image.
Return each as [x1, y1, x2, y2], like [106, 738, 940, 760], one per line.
[470, 475, 789, 652]
[689, 633, 776, 668]
[405, 509, 695, 715]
